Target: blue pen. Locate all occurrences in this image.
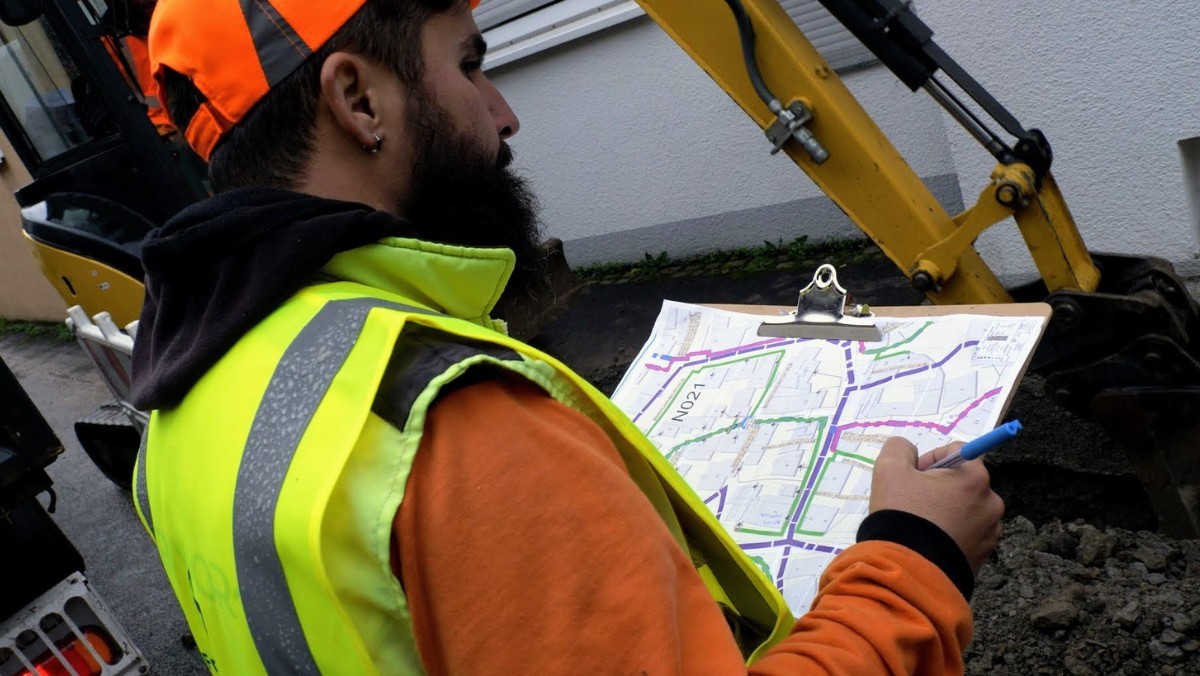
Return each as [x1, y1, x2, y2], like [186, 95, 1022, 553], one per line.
[928, 420, 1023, 469]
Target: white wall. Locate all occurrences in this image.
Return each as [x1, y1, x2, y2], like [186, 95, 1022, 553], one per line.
[491, 2, 1200, 280]
[489, 15, 960, 266]
[917, 0, 1200, 282]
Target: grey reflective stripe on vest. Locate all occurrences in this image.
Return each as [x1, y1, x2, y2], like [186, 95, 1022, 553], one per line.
[373, 324, 522, 428]
[135, 431, 153, 538]
[233, 298, 433, 673]
[239, 0, 313, 86]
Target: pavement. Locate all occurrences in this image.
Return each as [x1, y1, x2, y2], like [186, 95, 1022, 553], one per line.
[0, 333, 207, 674]
[0, 245, 1177, 671]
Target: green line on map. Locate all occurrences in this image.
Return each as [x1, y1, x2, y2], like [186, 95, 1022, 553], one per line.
[648, 350, 786, 437]
[750, 353, 784, 419]
[834, 450, 875, 465]
[864, 321, 932, 361]
[794, 461, 834, 536]
[735, 417, 828, 538]
[666, 422, 742, 459]
[749, 555, 772, 582]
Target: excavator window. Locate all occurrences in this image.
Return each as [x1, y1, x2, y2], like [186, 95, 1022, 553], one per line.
[0, 14, 99, 167]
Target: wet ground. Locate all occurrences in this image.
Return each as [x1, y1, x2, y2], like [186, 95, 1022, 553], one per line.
[0, 333, 205, 674]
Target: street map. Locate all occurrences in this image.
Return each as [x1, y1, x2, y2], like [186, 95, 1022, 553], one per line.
[610, 300, 1046, 613]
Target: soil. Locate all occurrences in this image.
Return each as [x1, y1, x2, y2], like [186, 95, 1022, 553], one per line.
[968, 517, 1200, 675]
[529, 248, 1200, 674]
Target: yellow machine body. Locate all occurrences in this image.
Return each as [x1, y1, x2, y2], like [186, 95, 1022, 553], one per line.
[22, 231, 145, 328]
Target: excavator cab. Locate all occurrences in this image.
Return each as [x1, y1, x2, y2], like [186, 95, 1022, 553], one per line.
[0, 0, 202, 488]
[0, 0, 206, 219]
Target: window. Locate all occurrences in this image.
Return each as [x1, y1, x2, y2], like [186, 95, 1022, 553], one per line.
[475, 0, 561, 30]
[778, 0, 873, 71]
[1181, 137, 1200, 246]
[481, 0, 874, 71]
[0, 15, 93, 164]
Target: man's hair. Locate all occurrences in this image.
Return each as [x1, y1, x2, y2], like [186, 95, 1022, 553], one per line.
[161, 0, 454, 192]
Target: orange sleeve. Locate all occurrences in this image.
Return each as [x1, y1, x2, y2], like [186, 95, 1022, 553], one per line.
[395, 378, 971, 675]
[750, 543, 972, 675]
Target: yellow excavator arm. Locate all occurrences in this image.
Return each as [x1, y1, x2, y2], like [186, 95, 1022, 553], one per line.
[635, 0, 1200, 537]
[635, 0, 1098, 302]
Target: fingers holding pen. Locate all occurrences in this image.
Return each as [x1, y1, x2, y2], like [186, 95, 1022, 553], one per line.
[871, 436, 1004, 574]
[917, 441, 965, 471]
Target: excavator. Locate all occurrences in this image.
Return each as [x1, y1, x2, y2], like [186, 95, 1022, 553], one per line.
[0, 0, 1198, 659]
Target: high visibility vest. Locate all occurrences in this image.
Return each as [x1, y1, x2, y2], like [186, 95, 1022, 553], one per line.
[135, 264, 792, 673]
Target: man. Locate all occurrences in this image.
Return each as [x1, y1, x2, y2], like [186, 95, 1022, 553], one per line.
[131, 0, 1004, 673]
[76, 0, 174, 136]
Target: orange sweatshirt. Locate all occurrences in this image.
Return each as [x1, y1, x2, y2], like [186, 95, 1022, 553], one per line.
[395, 378, 972, 675]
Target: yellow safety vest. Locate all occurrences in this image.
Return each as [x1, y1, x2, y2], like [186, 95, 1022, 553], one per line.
[134, 238, 792, 674]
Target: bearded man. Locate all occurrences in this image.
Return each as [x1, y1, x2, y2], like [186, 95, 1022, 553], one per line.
[131, 1, 1003, 673]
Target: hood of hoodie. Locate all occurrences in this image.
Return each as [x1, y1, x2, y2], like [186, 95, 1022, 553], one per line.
[130, 187, 514, 411]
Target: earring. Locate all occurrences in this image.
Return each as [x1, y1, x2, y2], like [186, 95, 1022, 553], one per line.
[363, 134, 383, 155]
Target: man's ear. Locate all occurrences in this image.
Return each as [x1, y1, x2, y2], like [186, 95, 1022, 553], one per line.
[320, 52, 386, 151]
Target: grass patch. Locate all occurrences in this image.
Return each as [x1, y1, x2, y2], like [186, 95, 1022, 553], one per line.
[0, 318, 74, 342]
[575, 236, 874, 284]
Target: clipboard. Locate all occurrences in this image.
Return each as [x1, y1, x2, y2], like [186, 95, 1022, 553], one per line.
[608, 271, 1054, 612]
[706, 267, 1053, 419]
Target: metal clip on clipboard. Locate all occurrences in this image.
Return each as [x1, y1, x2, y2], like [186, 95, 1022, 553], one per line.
[757, 264, 883, 341]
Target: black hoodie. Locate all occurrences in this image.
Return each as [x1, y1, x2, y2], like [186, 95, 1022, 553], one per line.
[131, 188, 417, 410]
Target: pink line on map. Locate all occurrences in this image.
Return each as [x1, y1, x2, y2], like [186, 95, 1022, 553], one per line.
[836, 386, 1003, 436]
[644, 337, 791, 373]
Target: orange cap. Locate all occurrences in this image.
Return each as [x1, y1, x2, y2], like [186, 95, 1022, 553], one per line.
[150, 0, 483, 161]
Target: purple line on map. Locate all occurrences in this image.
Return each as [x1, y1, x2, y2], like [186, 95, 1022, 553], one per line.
[704, 488, 730, 520]
[637, 330, 976, 422]
[643, 337, 792, 373]
[844, 345, 855, 385]
[858, 340, 979, 391]
[895, 364, 931, 379]
[741, 538, 847, 553]
[632, 337, 798, 422]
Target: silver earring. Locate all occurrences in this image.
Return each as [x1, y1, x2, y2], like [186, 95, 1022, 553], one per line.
[363, 134, 383, 155]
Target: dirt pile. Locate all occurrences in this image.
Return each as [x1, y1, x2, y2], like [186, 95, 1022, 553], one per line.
[968, 517, 1200, 675]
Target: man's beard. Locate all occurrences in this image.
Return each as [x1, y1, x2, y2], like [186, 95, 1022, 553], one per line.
[400, 88, 549, 304]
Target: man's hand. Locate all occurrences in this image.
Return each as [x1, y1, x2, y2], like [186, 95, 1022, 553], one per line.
[869, 437, 1005, 573]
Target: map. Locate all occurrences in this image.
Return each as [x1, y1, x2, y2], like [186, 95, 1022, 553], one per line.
[610, 301, 1046, 613]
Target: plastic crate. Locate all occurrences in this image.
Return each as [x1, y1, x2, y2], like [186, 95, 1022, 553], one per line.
[0, 575, 146, 676]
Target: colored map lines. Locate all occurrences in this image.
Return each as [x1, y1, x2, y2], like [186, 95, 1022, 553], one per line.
[633, 338, 799, 423]
[611, 301, 1045, 613]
